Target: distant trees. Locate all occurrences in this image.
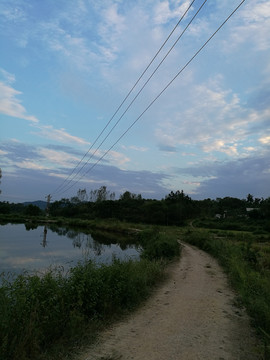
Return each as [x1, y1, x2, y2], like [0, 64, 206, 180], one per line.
[165, 190, 191, 202]
[119, 191, 142, 201]
[89, 186, 115, 202]
[77, 188, 88, 202]
[215, 196, 246, 216]
[246, 193, 262, 207]
[24, 204, 42, 216]
[1, 186, 269, 229]
[41, 188, 270, 227]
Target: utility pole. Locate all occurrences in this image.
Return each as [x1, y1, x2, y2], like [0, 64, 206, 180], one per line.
[45, 194, 51, 217]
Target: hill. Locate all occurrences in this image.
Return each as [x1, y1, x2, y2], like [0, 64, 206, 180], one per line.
[22, 200, 47, 210]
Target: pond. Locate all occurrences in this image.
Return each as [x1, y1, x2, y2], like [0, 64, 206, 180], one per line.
[0, 223, 140, 277]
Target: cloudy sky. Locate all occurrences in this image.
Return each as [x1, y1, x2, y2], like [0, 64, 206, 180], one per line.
[0, 0, 269, 203]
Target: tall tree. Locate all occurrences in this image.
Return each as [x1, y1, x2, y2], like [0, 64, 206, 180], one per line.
[247, 194, 254, 204]
[77, 188, 88, 202]
[89, 186, 115, 202]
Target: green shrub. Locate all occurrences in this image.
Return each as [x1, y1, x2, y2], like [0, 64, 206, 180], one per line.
[139, 228, 181, 260]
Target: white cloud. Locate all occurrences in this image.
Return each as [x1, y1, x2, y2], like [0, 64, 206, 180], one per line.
[259, 135, 270, 145]
[129, 145, 148, 152]
[0, 149, 8, 155]
[155, 77, 245, 150]
[38, 148, 80, 168]
[15, 160, 45, 171]
[106, 150, 130, 167]
[39, 21, 98, 71]
[48, 172, 67, 179]
[0, 68, 15, 84]
[227, 0, 270, 51]
[243, 147, 256, 152]
[121, 144, 148, 152]
[0, 81, 38, 123]
[33, 125, 89, 145]
[0, 1, 28, 22]
[153, 0, 192, 25]
[202, 140, 238, 156]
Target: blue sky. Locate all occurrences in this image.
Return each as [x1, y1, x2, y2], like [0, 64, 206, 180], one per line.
[0, 0, 269, 203]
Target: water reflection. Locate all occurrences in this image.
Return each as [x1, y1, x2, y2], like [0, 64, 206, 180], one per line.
[25, 223, 39, 231]
[0, 223, 140, 276]
[41, 225, 48, 248]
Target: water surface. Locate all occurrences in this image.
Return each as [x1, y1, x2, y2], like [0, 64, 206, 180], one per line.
[0, 223, 140, 276]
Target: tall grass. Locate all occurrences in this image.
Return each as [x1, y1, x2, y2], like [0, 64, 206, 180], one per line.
[0, 227, 180, 360]
[183, 229, 270, 354]
[0, 259, 164, 360]
[139, 227, 181, 260]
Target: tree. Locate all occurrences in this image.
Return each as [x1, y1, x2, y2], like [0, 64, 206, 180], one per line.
[246, 194, 254, 204]
[119, 191, 142, 201]
[0, 168, 2, 195]
[260, 197, 270, 219]
[77, 188, 88, 202]
[89, 186, 115, 202]
[96, 186, 107, 202]
[165, 190, 191, 203]
[24, 204, 42, 216]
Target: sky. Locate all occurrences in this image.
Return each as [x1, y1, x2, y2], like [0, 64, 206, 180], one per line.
[0, 0, 270, 203]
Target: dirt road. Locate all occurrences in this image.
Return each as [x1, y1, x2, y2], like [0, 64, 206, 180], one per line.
[78, 243, 262, 360]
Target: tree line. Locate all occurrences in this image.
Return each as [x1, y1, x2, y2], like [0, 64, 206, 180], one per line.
[1, 186, 269, 227]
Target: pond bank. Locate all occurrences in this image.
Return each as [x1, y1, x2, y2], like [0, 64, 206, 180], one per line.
[0, 225, 180, 360]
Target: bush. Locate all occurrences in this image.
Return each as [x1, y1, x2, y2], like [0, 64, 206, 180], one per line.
[139, 228, 181, 260]
[0, 258, 164, 360]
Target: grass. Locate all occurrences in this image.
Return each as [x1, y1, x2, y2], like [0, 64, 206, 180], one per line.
[0, 226, 180, 360]
[182, 225, 270, 356]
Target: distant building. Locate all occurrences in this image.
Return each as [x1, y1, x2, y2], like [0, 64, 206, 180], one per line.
[215, 212, 226, 219]
[246, 208, 259, 212]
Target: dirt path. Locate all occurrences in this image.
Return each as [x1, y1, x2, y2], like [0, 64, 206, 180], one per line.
[78, 243, 262, 360]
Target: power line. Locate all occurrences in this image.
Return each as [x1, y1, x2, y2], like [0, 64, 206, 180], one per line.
[51, 0, 197, 197]
[56, 0, 246, 197]
[54, 0, 208, 197]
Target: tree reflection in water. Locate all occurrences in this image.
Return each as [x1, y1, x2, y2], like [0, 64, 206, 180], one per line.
[70, 232, 105, 257]
[46, 226, 109, 257]
[41, 225, 48, 248]
[0, 223, 140, 276]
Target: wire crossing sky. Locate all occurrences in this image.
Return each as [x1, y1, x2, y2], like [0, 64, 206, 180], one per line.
[51, 0, 199, 197]
[54, 0, 246, 198]
[0, 0, 270, 202]
[52, 0, 209, 197]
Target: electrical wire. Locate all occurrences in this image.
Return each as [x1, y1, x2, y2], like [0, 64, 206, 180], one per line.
[54, 0, 246, 197]
[53, 0, 207, 197]
[51, 0, 197, 197]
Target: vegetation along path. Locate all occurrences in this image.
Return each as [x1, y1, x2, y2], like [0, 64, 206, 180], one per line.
[78, 243, 262, 360]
